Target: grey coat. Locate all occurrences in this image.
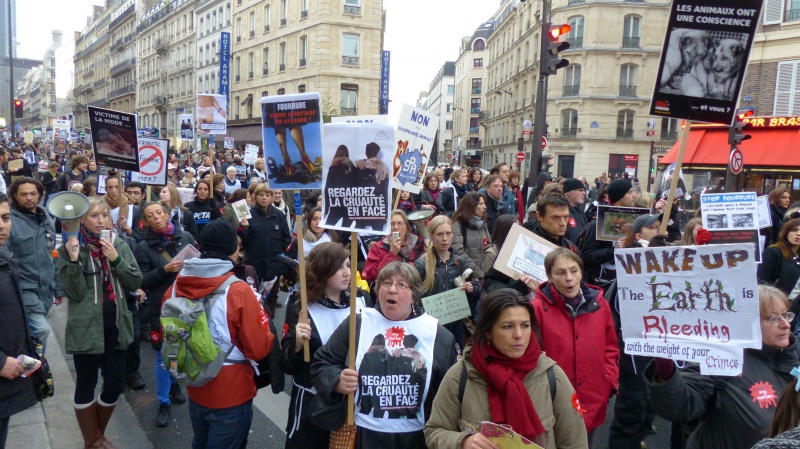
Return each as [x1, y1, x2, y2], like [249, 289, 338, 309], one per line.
[451, 220, 490, 279]
[4, 206, 61, 314]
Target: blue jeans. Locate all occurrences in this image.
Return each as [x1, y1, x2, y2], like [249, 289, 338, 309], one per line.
[27, 312, 51, 354]
[189, 399, 252, 449]
[154, 350, 177, 405]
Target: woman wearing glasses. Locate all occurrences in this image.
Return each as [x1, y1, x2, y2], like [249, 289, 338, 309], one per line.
[59, 197, 142, 449]
[311, 261, 458, 449]
[280, 242, 371, 449]
[643, 285, 800, 449]
[759, 217, 800, 336]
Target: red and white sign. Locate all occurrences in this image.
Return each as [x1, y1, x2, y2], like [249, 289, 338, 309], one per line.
[730, 147, 744, 175]
[446, 153, 452, 159]
[516, 152, 525, 161]
[130, 138, 168, 185]
[542, 136, 548, 150]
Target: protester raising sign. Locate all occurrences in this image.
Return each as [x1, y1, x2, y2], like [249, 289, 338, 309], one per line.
[392, 104, 439, 194]
[614, 243, 761, 376]
[321, 122, 394, 235]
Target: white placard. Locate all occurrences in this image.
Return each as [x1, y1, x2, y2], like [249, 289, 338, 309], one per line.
[244, 144, 259, 165]
[756, 195, 772, 229]
[701, 192, 758, 231]
[392, 104, 439, 194]
[130, 138, 169, 186]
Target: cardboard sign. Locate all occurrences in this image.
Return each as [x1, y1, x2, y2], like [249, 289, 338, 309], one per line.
[321, 122, 394, 235]
[331, 115, 390, 124]
[232, 199, 251, 222]
[178, 113, 194, 141]
[53, 119, 70, 141]
[596, 205, 651, 241]
[261, 93, 323, 190]
[421, 288, 471, 325]
[244, 144, 259, 165]
[177, 187, 195, 205]
[493, 223, 558, 284]
[130, 138, 169, 186]
[701, 192, 758, 231]
[196, 94, 228, 135]
[88, 106, 140, 171]
[649, 0, 762, 124]
[224, 137, 235, 149]
[708, 229, 761, 263]
[756, 195, 772, 229]
[392, 104, 439, 194]
[614, 243, 761, 375]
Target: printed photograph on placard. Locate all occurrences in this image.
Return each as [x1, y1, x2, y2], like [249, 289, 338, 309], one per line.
[88, 106, 140, 172]
[178, 113, 194, 141]
[596, 205, 651, 241]
[321, 122, 394, 235]
[196, 94, 228, 135]
[493, 223, 557, 284]
[261, 93, 323, 189]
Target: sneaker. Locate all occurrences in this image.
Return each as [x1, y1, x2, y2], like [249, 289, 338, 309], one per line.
[125, 373, 146, 390]
[169, 383, 187, 404]
[155, 403, 171, 428]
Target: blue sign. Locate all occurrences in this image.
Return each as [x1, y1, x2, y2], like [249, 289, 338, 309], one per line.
[379, 50, 390, 115]
[219, 32, 231, 98]
[396, 147, 422, 186]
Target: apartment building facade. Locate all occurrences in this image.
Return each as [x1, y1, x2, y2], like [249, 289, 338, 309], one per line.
[108, 0, 137, 114]
[426, 61, 455, 164]
[73, 3, 114, 131]
[195, 0, 232, 98]
[16, 31, 59, 133]
[452, 28, 488, 167]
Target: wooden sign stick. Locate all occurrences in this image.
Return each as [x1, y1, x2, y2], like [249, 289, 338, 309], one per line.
[659, 120, 692, 236]
[295, 210, 310, 362]
[347, 231, 358, 425]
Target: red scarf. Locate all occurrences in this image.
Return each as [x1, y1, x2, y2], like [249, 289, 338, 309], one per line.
[81, 229, 116, 302]
[153, 221, 175, 241]
[470, 338, 545, 442]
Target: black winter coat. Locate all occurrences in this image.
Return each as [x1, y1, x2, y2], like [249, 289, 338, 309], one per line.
[565, 204, 588, 244]
[771, 204, 788, 245]
[242, 204, 292, 284]
[184, 198, 222, 234]
[0, 249, 38, 420]
[577, 219, 616, 288]
[415, 189, 445, 214]
[440, 184, 468, 216]
[758, 246, 800, 300]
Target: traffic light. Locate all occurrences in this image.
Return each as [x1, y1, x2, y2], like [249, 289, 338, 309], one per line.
[540, 153, 554, 173]
[728, 109, 753, 145]
[542, 24, 571, 76]
[517, 137, 524, 152]
[13, 99, 22, 118]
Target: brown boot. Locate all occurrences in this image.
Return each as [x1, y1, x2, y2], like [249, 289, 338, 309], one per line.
[96, 399, 118, 449]
[74, 402, 103, 448]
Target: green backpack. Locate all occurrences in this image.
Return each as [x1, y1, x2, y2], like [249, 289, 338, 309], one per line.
[160, 276, 244, 387]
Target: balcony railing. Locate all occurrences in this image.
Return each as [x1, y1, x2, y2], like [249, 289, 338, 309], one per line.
[236, 36, 241, 42]
[110, 58, 136, 77]
[470, 107, 481, 114]
[622, 37, 640, 48]
[342, 55, 359, 65]
[279, 63, 285, 71]
[469, 126, 480, 133]
[280, 18, 287, 26]
[661, 130, 679, 140]
[616, 128, 634, 139]
[110, 33, 134, 52]
[563, 84, 580, 96]
[471, 87, 482, 94]
[248, 71, 253, 79]
[263, 67, 269, 75]
[235, 75, 240, 81]
[568, 0, 585, 4]
[344, 4, 361, 14]
[108, 4, 134, 30]
[787, 8, 800, 22]
[109, 84, 135, 99]
[301, 10, 308, 18]
[264, 25, 270, 32]
[94, 79, 106, 88]
[155, 37, 169, 53]
[467, 140, 482, 149]
[561, 128, 577, 138]
[619, 85, 637, 97]
[566, 37, 583, 48]
[340, 107, 357, 116]
[300, 58, 306, 67]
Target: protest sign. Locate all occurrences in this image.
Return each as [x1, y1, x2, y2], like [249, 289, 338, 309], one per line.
[420, 288, 471, 325]
[244, 144, 258, 165]
[596, 205, 651, 241]
[23, 132, 32, 144]
[261, 93, 323, 189]
[701, 192, 758, 231]
[649, 0, 762, 125]
[53, 119, 70, 141]
[178, 113, 194, 141]
[659, 163, 690, 200]
[137, 127, 159, 138]
[708, 229, 761, 263]
[321, 122, 394, 235]
[177, 187, 195, 205]
[232, 199, 251, 222]
[756, 195, 772, 229]
[493, 223, 557, 284]
[331, 115, 390, 124]
[88, 106, 140, 171]
[196, 94, 228, 135]
[224, 137, 235, 149]
[614, 243, 761, 375]
[393, 104, 439, 194]
[130, 138, 168, 186]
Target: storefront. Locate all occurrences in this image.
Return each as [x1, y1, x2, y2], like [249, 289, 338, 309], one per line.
[657, 118, 800, 199]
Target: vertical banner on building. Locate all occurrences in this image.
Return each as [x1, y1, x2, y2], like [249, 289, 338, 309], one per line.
[649, 0, 762, 124]
[261, 92, 323, 189]
[219, 31, 231, 99]
[178, 113, 194, 141]
[321, 122, 394, 234]
[392, 104, 439, 194]
[87, 106, 140, 172]
[379, 50, 390, 115]
[196, 94, 228, 135]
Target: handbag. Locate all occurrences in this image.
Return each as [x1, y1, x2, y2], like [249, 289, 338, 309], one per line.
[30, 336, 54, 400]
[309, 392, 347, 431]
[329, 423, 356, 449]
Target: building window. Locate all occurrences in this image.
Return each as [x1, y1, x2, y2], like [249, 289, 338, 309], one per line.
[341, 84, 358, 115]
[236, 18, 242, 41]
[299, 36, 307, 67]
[249, 12, 255, 37]
[235, 57, 241, 81]
[249, 53, 254, 78]
[617, 109, 635, 138]
[447, 85, 455, 95]
[298, 84, 306, 93]
[474, 58, 483, 68]
[623, 16, 640, 48]
[567, 16, 584, 48]
[247, 98, 253, 118]
[263, 47, 270, 74]
[561, 108, 578, 137]
[264, 5, 271, 31]
[563, 65, 581, 96]
[342, 33, 359, 65]
[775, 60, 800, 115]
[301, 0, 308, 15]
[471, 78, 482, 95]
[446, 103, 453, 113]
[235, 97, 240, 120]
[470, 98, 481, 114]
[661, 118, 680, 140]
[262, 90, 269, 98]
[619, 64, 637, 96]
[277, 88, 285, 95]
[445, 120, 453, 131]
[473, 39, 485, 51]
[281, 0, 287, 23]
[280, 43, 286, 71]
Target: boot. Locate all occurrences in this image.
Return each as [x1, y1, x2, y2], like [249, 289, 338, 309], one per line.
[74, 402, 104, 448]
[96, 398, 118, 449]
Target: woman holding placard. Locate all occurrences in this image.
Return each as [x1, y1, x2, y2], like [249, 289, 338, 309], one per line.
[311, 261, 457, 449]
[280, 242, 371, 449]
[643, 285, 800, 449]
[760, 217, 800, 330]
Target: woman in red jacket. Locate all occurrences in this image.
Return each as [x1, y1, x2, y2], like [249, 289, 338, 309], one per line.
[363, 210, 425, 282]
[523, 247, 619, 447]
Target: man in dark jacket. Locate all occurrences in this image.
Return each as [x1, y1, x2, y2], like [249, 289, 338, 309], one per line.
[481, 174, 511, 234]
[0, 192, 39, 448]
[242, 184, 292, 286]
[562, 178, 587, 243]
[522, 192, 581, 254]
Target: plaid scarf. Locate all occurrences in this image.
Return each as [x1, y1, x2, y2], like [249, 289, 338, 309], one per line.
[81, 228, 116, 302]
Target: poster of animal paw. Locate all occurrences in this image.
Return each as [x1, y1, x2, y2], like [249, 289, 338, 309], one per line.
[596, 205, 650, 241]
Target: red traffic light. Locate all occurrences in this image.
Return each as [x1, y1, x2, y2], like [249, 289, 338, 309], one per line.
[737, 109, 755, 120]
[14, 100, 21, 107]
[549, 24, 571, 39]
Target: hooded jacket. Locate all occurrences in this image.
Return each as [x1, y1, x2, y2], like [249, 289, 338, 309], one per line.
[644, 340, 800, 449]
[423, 348, 588, 449]
[451, 219, 490, 279]
[167, 258, 273, 409]
[529, 172, 553, 204]
[532, 281, 619, 431]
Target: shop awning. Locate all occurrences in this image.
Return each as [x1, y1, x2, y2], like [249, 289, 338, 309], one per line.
[660, 126, 800, 168]
[226, 124, 261, 144]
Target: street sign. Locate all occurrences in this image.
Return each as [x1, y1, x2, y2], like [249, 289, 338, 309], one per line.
[542, 136, 548, 150]
[516, 152, 525, 161]
[730, 147, 744, 175]
[446, 153, 452, 159]
[523, 120, 533, 135]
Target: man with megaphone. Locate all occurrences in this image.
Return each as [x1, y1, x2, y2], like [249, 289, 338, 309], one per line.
[4, 178, 64, 354]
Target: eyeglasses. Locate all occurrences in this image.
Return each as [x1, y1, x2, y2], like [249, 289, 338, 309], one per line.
[380, 281, 411, 291]
[762, 312, 795, 327]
